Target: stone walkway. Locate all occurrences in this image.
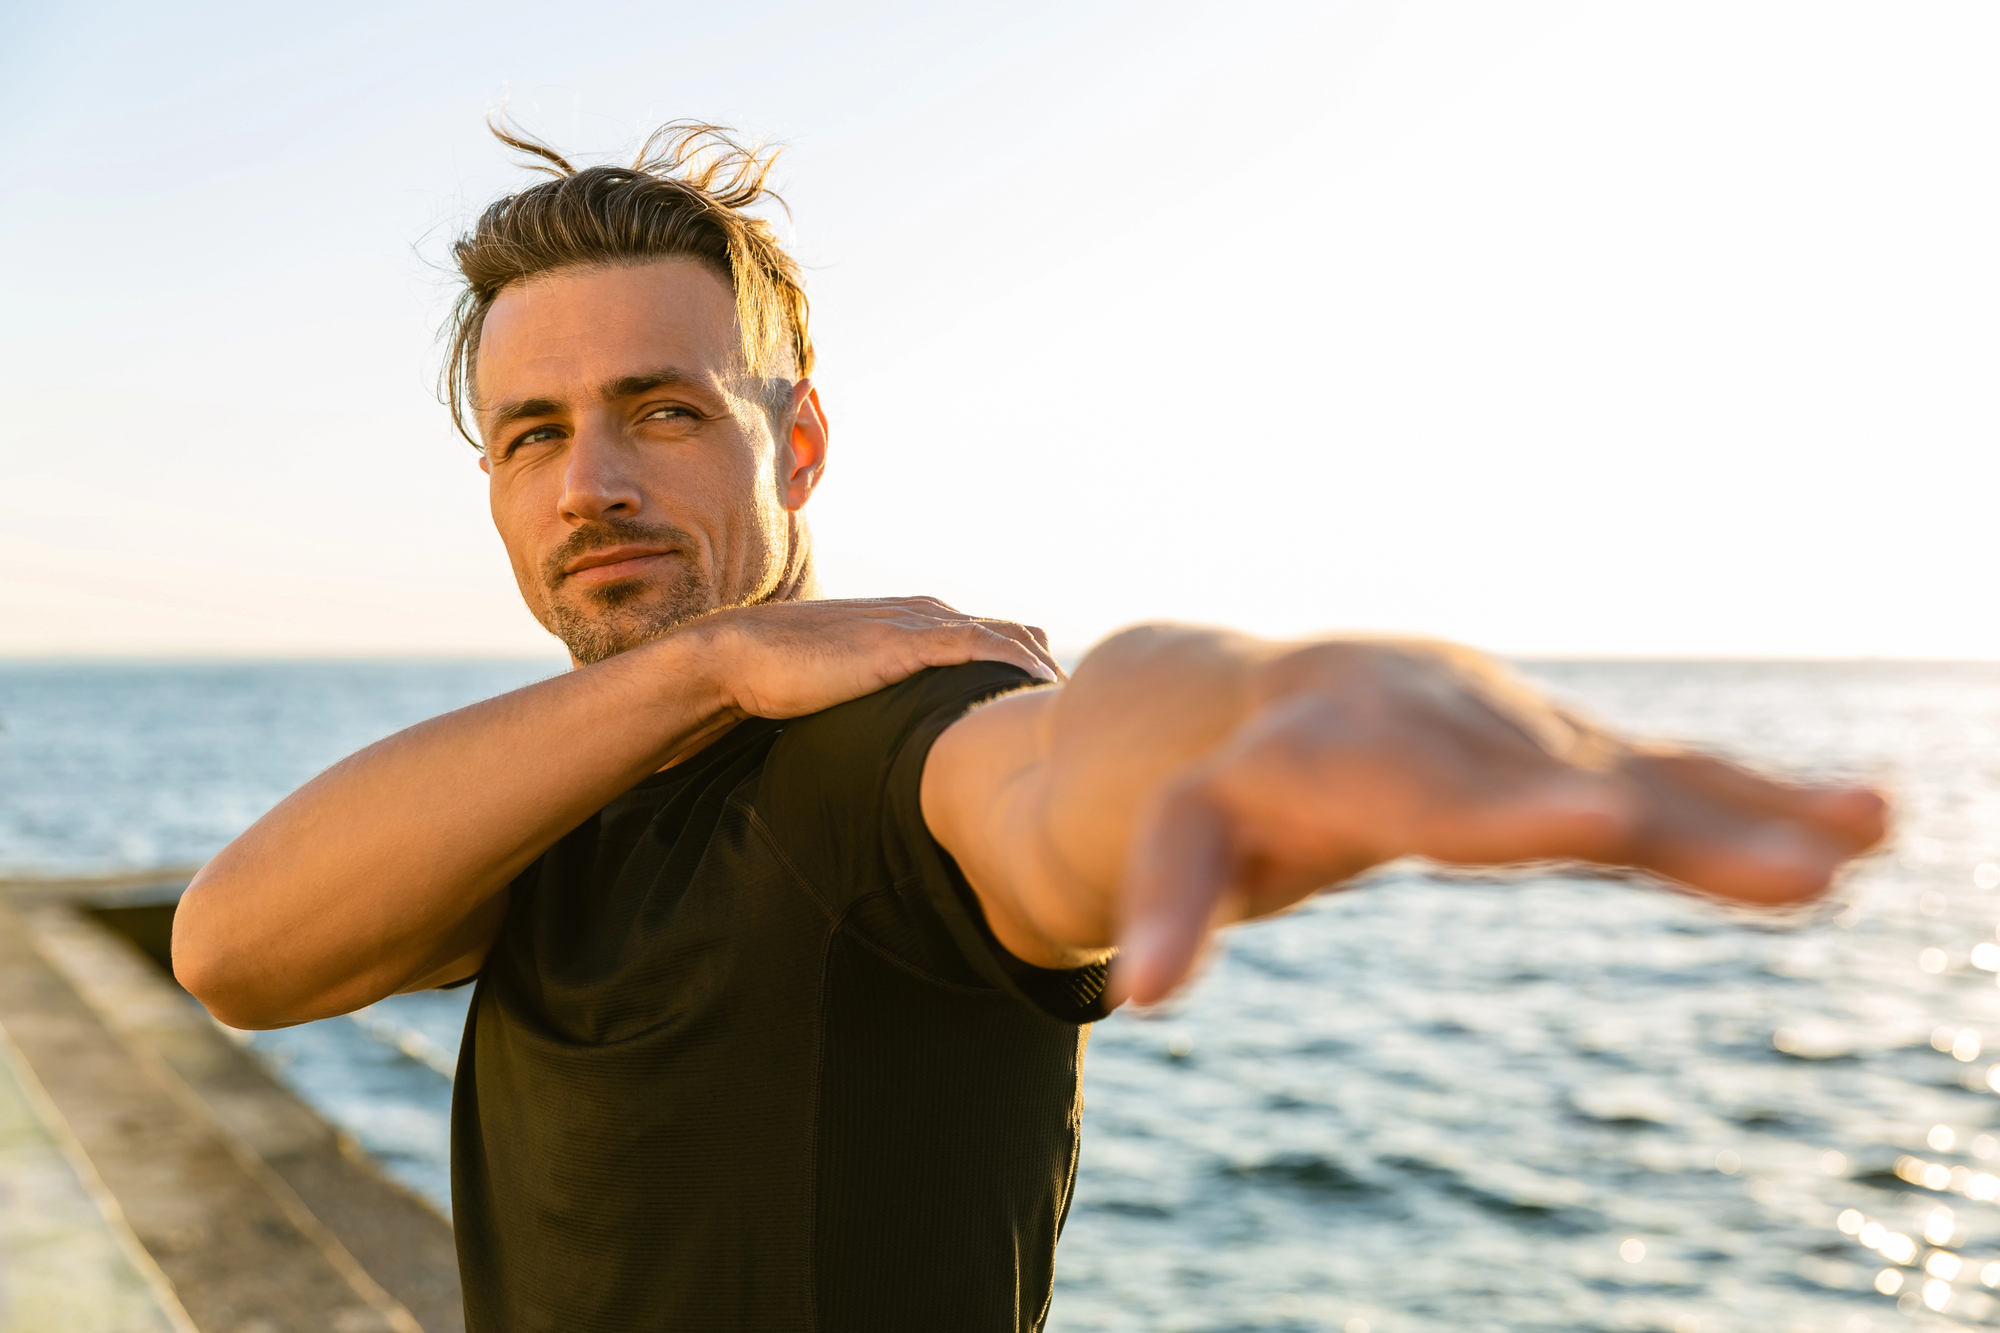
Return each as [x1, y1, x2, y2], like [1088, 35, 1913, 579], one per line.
[0, 878, 460, 1333]
[0, 1026, 190, 1333]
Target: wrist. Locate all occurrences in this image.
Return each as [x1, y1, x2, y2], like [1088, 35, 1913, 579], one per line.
[638, 613, 747, 728]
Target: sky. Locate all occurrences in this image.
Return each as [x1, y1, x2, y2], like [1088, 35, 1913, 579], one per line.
[3, 1, 1996, 660]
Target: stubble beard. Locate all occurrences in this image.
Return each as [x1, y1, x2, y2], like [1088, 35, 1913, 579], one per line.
[539, 519, 721, 666]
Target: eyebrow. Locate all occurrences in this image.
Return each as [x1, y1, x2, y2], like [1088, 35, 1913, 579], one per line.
[603, 367, 702, 400]
[485, 367, 708, 433]
[488, 396, 564, 431]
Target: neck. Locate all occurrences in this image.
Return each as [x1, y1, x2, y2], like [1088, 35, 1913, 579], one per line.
[761, 512, 819, 605]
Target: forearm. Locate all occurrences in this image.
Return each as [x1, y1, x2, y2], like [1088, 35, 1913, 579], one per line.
[174, 627, 740, 1028]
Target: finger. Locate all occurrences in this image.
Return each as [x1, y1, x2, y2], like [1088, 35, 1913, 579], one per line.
[1017, 623, 1060, 674]
[1017, 625, 1064, 680]
[1192, 696, 1630, 874]
[1626, 752, 1889, 855]
[1411, 771, 1849, 905]
[915, 618, 1060, 683]
[1626, 751, 1816, 820]
[1800, 785, 1891, 853]
[1633, 817, 1849, 905]
[874, 600, 1064, 681]
[914, 624, 1059, 683]
[1612, 755, 1889, 899]
[1108, 778, 1235, 1008]
[897, 594, 962, 617]
[974, 619, 1064, 681]
[1403, 772, 1640, 869]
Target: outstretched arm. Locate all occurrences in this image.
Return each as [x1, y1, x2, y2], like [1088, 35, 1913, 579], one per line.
[174, 598, 1059, 1029]
[921, 625, 1889, 1007]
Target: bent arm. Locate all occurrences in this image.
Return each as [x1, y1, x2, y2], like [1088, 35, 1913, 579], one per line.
[174, 630, 742, 1028]
[922, 624, 1890, 1003]
[176, 598, 1061, 1029]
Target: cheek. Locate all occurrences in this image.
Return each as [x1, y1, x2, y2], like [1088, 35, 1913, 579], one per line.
[737, 449, 789, 535]
[487, 475, 554, 585]
[689, 433, 781, 524]
[487, 475, 521, 550]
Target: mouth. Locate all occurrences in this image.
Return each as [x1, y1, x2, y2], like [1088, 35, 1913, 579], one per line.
[561, 546, 680, 588]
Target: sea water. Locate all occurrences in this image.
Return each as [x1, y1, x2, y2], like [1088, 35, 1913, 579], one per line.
[3, 659, 1998, 1333]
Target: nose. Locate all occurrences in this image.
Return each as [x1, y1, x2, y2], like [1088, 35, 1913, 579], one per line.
[557, 423, 643, 525]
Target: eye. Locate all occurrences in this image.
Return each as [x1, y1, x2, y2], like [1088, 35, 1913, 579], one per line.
[501, 425, 562, 459]
[642, 404, 697, 423]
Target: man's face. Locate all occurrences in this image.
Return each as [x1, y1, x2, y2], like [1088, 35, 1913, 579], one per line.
[475, 260, 826, 664]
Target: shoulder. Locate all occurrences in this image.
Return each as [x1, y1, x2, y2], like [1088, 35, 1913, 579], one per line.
[746, 663, 1041, 883]
[772, 661, 1042, 766]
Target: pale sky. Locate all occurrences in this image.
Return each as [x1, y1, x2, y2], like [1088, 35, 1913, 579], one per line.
[4, 1, 1996, 660]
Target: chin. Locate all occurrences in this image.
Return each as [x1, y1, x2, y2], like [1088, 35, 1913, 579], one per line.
[548, 581, 717, 666]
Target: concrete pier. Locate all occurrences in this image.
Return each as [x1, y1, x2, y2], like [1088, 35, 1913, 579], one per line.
[0, 875, 462, 1333]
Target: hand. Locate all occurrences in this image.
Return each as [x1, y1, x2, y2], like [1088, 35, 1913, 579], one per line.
[1109, 640, 1889, 1006]
[685, 597, 1061, 720]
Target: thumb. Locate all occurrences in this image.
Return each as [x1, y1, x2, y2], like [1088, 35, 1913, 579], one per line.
[1107, 779, 1235, 1009]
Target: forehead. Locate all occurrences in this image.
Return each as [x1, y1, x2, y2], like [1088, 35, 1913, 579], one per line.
[476, 259, 741, 402]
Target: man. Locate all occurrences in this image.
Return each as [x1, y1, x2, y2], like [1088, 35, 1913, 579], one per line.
[173, 122, 1888, 1332]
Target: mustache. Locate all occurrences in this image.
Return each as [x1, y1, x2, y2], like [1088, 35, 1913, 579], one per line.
[541, 518, 697, 586]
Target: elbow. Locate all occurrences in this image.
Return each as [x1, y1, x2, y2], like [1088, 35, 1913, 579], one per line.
[170, 951, 242, 1027]
[169, 897, 235, 1022]
[174, 965, 289, 1033]
[170, 883, 283, 1030]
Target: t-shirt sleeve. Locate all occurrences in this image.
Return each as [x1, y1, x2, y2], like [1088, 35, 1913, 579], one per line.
[755, 662, 1111, 1026]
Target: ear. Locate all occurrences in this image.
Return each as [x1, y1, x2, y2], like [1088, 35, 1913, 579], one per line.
[778, 379, 828, 512]
[479, 453, 492, 475]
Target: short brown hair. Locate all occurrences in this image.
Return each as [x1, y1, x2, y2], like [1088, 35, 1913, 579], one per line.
[442, 120, 814, 449]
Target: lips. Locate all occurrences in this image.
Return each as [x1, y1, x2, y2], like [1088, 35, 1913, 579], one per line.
[562, 546, 678, 586]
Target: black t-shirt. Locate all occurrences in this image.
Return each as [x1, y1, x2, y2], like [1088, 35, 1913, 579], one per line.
[451, 663, 1111, 1332]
